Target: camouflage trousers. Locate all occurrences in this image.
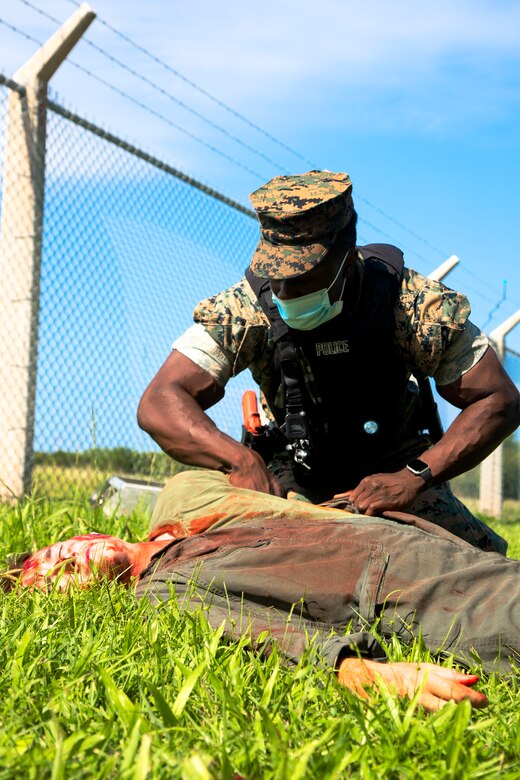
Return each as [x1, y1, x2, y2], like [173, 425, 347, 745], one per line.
[269, 454, 507, 555]
[139, 470, 519, 673]
[403, 482, 507, 554]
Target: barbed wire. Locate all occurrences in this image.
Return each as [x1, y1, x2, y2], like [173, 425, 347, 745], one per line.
[11, 0, 458, 266]
[450, 278, 502, 308]
[0, 17, 267, 180]
[3, 3, 520, 319]
[482, 280, 508, 330]
[46, 96, 258, 218]
[355, 194, 449, 258]
[459, 263, 517, 300]
[358, 216, 431, 266]
[0, 69, 257, 219]
[0, 16, 41, 51]
[56, 0, 456, 262]
[15, 0, 292, 172]
[64, 59, 267, 179]
[61, 0, 314, 166]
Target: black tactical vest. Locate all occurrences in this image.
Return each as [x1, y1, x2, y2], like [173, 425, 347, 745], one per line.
[246, 244, 429, 495]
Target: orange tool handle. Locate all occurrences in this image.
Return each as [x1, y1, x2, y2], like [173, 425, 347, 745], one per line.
[242, 390, 263, 435]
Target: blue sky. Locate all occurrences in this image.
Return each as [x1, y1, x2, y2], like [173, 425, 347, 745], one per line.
[2, 0, 520, 450]
[2, 0, 520, 349]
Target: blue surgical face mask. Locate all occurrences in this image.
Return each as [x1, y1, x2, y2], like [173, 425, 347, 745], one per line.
[272, 252, 348, 331]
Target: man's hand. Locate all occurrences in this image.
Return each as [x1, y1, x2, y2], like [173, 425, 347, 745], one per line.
[334, 348, 520, 517]
[228, 449, 287, 497]
[138, 351, 286, 497]
[335, 468, 425, 516]
[338, 658, 488, 712]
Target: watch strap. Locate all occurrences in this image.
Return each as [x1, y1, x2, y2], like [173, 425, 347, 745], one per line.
[406, 460, 433, 489]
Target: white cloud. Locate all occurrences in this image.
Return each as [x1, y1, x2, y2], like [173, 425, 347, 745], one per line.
[1, 0, 519, 175]
[148, 0, 520, 89]
[2, 0, 520, 354]
[3, 0, 520, 102]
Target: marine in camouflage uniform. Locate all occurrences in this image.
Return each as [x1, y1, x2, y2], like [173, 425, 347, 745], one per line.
[173, 174, 506, 553]
[138, 469, 520, 675]
[138, 170, 520, 555]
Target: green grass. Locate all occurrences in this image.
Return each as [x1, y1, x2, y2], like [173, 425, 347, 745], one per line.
[1, 495, 519, 779]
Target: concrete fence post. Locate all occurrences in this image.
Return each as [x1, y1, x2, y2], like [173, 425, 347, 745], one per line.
[427, 254, 459, 282]
[479, 309, 520, 517]
[0, 4, 95, 498]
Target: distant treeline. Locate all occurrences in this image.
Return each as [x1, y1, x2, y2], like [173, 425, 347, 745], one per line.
[33, 438, 520, 499]
[34, 447, 184, 479]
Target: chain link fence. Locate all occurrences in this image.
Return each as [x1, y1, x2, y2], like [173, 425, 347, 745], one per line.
[1, 76, 519, 512]
[0, 78, 259, 498]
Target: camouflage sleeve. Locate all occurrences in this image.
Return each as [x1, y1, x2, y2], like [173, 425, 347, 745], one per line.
[395, 268, 488, 383]
[173, 324, 234, 386]
[188, 278, 270, 378]
[434, 321, 489, 386]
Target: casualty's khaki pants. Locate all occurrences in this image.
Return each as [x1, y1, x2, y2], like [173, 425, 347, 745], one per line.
[137, 470, 519, 673]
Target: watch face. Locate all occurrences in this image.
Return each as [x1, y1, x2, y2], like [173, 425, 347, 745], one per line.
[407, 459, 430, 475]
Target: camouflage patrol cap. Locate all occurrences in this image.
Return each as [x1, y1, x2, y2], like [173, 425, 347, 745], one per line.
[249, 170, 353, 279]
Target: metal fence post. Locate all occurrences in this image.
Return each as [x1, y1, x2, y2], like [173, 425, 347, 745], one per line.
[479, 310, 520, 517]
[0, 4, 95, 498]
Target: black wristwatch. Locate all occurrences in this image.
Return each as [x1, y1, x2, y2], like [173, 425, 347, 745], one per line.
[406, 459, 434, 489]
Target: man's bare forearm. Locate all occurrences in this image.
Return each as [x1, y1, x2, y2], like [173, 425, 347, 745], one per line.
[138, 380, 255, 473]
[425, 347, 520, 483]
[137, 351, 285, 495]
[422, 390, 520, 483]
